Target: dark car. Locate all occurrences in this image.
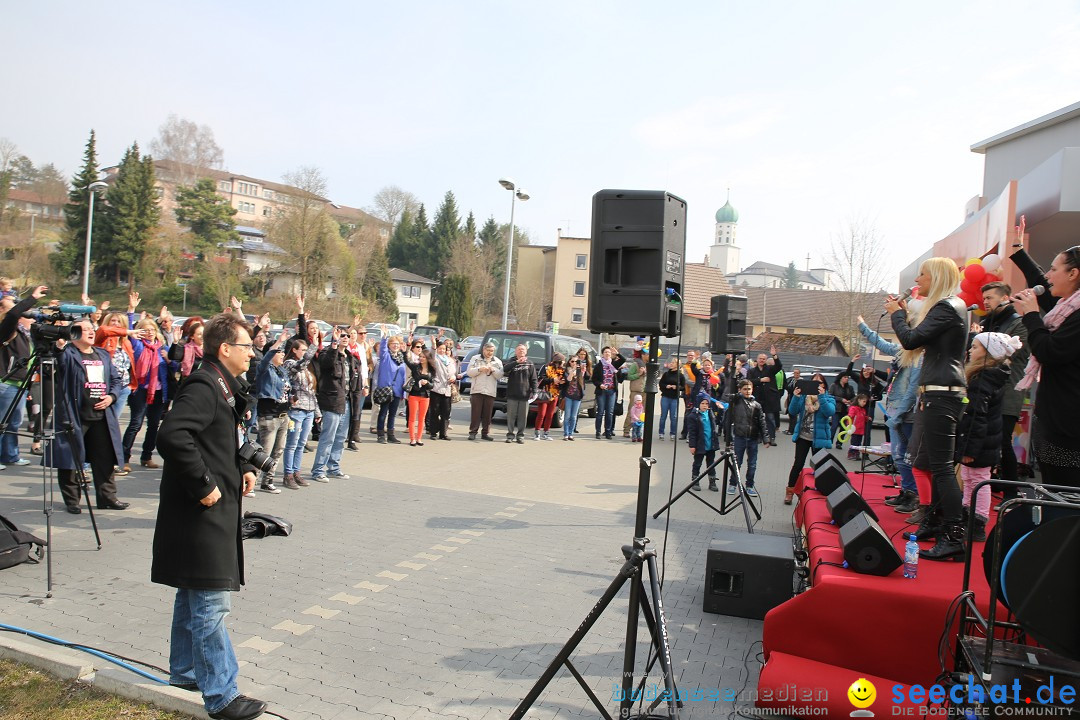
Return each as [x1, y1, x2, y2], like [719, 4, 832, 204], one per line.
[413, 325, 460, 350]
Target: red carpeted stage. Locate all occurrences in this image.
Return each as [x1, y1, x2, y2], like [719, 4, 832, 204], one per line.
[756, 467, 1001, 716]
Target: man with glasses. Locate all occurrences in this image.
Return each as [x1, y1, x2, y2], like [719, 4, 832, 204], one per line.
[153, 313, 267, 720]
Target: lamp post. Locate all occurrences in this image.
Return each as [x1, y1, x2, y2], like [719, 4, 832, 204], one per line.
[83, 180, 108, 298]
[498, 178, 530, 330]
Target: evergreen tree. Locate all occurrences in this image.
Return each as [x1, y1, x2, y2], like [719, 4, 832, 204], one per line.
[386, 208, 414, 270]
[429, 190, 462, 280]
[56, 130, 101, 279]
[98, 143, 161, 285]
[462, 211, 478, 245]
[438, 274, 473, 336]
[783, 261, 802, 289]
[175, 178, 240, 254]
[360, 243, 398, 320]
[386, 204, 430, 277]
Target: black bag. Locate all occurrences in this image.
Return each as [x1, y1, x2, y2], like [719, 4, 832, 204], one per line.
[372, 385, 393, 405]
[534, 390, 553, 404]
[0, 513, 46, 570]
[614, 399, 624, 416]
[242, 511, 293, 540]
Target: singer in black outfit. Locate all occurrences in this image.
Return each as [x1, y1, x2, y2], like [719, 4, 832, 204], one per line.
[887, 257, 968, 560]
[1011, 246, 1080, 488]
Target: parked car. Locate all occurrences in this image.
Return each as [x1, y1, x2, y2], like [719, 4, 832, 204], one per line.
[365, 322, 404, 340]
[413, 325, 460, 350]
[473, 330, 597, 428]
[283, 317, 334, 347]
[457, 335, 483, 361]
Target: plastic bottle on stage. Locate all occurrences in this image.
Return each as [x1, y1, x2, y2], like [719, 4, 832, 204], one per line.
[903, 534, 919, 579]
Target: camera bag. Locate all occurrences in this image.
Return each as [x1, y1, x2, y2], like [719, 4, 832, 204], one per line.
[0, 513, 46, 570]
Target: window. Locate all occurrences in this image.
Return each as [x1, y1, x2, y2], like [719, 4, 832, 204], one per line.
[575, 254, 587, 270]
[573, 281, 585, 296]
[379, 228, 389, 238]
[263, 206, 271, 217]
[401, 285, 421, 298]
[238, 201, 255, 214]
[262, 189, 274, 200]
[237, 181, 258, 196]
[217, 180, 232, 192]
[571, 308, 584, 324]
[153, 187, 164, 198]
[786, 328, 795, 334]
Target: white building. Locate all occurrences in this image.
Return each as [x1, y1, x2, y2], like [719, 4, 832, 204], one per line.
[706, 191, 741, 275]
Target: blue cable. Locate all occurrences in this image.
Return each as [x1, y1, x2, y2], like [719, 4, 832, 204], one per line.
[0, 622, 167, 684]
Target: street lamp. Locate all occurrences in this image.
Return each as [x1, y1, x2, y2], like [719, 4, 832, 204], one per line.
[83, 180, 108, 298]
[499, 177, 530, 330]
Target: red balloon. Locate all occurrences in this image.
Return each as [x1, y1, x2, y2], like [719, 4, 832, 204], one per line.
[960, 278, 979, 294]
[983, 273, 1000, 284]
[964, 263, 987, 283]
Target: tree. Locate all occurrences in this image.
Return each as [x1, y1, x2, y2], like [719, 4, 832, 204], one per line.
[368, 185, 419, 236]
[55, 130, 101, 280]
[359, 243, 398, 321]
[825, 217, 890, 354]
[438, 274, 473, 336]
[268, 166, 340, 299]
[175, 178, 240, 253]
[98, 143, 160, 285]
[149, 114, 224, 187]
[783, 261, 802, 289]
[386, 204, 429, 277]
[0, 138, 16, 224]
[428, 190, 462, 281]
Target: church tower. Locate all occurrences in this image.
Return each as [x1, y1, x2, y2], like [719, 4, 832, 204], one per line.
[707, 189, 740, 275]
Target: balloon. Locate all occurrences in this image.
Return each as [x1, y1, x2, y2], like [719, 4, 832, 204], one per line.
[961, 278, 979, 294]
[964, 263, 987, 283]
[983, 273, 1000, 284]
[974, 308, 987, 317]
[982, 254, 1002, 272]
[966, 257, 982, 267]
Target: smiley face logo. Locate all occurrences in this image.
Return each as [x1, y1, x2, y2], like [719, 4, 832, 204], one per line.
[848, 677, 876, 711]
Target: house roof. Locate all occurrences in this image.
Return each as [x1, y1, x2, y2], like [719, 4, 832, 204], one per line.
[733, 260, 825, 286]
[971, 100, 1080, 153]
[224, 239, 286, 255]
[5, 188, 67, 206]
[740, 286, 887, 328]
[682, 263, 735, 318]
[748, 331, 848, 357]
[390, 268, 439, 285]
[147, 159, 325, 201]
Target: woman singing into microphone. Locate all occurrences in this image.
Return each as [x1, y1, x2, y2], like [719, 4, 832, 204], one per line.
[1011, 245, 1080, 487]
[886, 257, 968, 561]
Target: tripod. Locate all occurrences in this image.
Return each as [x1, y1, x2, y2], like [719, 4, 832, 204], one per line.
[0, 344, 102, 596]
[652, 445, 760, 533]
[510, 335, 681, 720]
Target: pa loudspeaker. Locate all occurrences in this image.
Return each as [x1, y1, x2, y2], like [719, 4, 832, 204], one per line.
[813, 458, 849, 496]
[838, 512, 902, 577]
[826, 482, 878, 527]
[703, 529, 794, 619]
[588, 190, 686, 337]
[811, 449, 840, 470]
[709, 294, 747, 355]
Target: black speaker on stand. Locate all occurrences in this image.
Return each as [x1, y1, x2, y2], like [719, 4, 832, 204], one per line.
[838, 512, 902, 576]
[587, 190, 686, 337]
[709, 294, 748, 355]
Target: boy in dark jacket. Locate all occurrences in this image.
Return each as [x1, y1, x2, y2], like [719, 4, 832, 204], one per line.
[723, 379, 768, 497]
[686, 393, 721, 492]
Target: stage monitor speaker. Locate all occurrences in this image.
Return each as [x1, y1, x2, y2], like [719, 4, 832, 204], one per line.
[704, 529, 794, 619]
[709, 294, 747, 355]
[811, 449, 840, 471]
[839, 512, 902, 576]
[588, 190, 686, 337]
[813, 458, 849, 496]
[826, 482, 879, 526]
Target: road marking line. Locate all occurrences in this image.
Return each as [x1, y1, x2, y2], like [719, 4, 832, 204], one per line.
[377, 570, 408, 581]
[237, 636, 283, 654]
[329, 592, 366, 605]
[301, 606, 341, 619]
[396, 561, 426, 571]
[414, 553, 442, 561]
[272, 620, 314, 636]
[446, 537, 471, 544]
[353, 580, 388, 592]
[430, 544, 459, 552]
[460, 530, 484, 537]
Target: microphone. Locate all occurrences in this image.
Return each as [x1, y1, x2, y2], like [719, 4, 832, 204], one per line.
[1011, 285, 1046, 302]
[56, 304, 98, 315]
[966, 304, 981, 312]
[881, 287, 916, 316]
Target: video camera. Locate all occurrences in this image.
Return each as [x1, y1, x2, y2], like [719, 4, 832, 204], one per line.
[23, 304, 97, 344]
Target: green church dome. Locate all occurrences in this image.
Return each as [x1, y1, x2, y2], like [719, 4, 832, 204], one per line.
[715, 200, 738, 224]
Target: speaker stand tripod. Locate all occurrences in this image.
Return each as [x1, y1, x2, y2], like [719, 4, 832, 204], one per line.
[652, 446, 760, 533]
[510, 335, 681, 720]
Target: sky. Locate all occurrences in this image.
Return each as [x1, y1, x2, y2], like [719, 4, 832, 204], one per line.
[6, 1, 1080, 291]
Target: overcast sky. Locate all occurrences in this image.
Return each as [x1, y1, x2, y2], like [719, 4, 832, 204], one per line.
[6, 1, 1079, 290]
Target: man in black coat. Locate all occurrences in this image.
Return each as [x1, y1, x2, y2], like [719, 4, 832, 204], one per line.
[745, 345, 783, 445]
[152, 313, 266, 720]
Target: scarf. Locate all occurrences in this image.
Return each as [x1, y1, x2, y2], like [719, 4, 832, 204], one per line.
[346, 342, 363, 361]
[135, 339, 163, 404]
[1016, 289, 1080, 390]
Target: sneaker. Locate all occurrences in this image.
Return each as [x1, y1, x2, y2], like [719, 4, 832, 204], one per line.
[506, 438, 514, 443]
[260, 483, 281, 494]
[745, 486, 759, 498]
[115, 465, 131, 476]
[481, 435, 494, 441]
[727, 483, 739, 495]
[327, 472, 350, 480]
[533, 433, 541, 441]
[0, 463, 5, 471]
[469, 433, 477, 441]
[691, 481, 702, 491]
[542, 433, 552, 441]
[12, 458, 31, 466]
[516, 438, 524, 444]
[243, 489, 255, 498]
[311, 475, 330, 483]
[658, 435, 665, 441]
[567, 436, 575, 441]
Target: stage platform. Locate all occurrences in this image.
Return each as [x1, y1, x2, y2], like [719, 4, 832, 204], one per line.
[756, 467, 1002, 716]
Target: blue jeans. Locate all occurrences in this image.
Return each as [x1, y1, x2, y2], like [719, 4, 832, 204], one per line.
[595, 389, 616, 435]
[312, 406, 349, 477]
[122, 386, 166, 463]
[889, 419, 916, 494]
[113, 385, 132, 421]
[659, 396, 679, 437]
[733, 435, 759, 487]
[377, 395, 401, 435]
[169, 588, 239, 714]
[0, 382, 25, 463]
[284, 409, 314, 475]
[562, 397, 581, 437]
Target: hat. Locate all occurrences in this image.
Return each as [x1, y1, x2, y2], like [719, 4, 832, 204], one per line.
[700, 351, 712, 361]
[633, 394, 642, 402]
[973, 332, 1022, 360]
[696, 393, 712, 406]
[551, 352, 565, 363]
[862, 364, 872, 370]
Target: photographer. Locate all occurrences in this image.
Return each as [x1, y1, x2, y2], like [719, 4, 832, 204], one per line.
[152, 313, 266, 720]
[0, 285, 48, 468]
[310, 326, 352, 482]
[53, 317, 130, 513]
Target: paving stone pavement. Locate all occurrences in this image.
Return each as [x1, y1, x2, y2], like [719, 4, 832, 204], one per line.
[0, 403, 871, 719]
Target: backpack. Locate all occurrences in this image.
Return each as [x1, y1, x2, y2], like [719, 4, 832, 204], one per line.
[0, 513, 47, 570]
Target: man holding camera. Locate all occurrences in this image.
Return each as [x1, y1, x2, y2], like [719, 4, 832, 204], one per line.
[152, 313, 266, 720]
[310, 326, 353, 482]
[0, 285, 49, 469]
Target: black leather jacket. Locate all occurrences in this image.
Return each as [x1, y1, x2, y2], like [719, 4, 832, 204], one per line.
[890, 297, 967, 388]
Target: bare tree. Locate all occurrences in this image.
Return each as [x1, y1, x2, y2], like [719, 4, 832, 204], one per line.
[149, 115, 225, 187]
[824, 217, 890, 355]
[267, 166, 340, 301]
[0, 138, 17, 171]
[368, 185, 419, 235]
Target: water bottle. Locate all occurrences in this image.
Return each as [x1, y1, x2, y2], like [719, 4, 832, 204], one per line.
[903, 534, 919, 579]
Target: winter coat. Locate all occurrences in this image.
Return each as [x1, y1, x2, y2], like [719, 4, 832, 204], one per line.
[891, 298, 967, 388]
[0, 295, 35, 383]
[955, 365, 1010, 468]
[467, 354, 503, 397]
[283, 341, 318, 413]
[538, 363, 565, 401]
[405, 359, 433, 398]
[725, 394, 768, 443]
[49, 344, 126, 471]
[376, 337, 407, 398]
[94, 324, 139, 391]
[686, 408, 721, 453]
[152, 357, 256, 591]
[591, 355, 626, 391]
[255, 348, 288, 402]
[828, 379, 856, 417]
[130, 337, 170, 403]
[431, 354, 456, 397]
[848, 404, 868, 434]
[503, 357, 538, 400]
[1021, 304, 1080, 449]
[747, 357, 784, 414]
[789, 392, 837, 449]
[658, 369, 685, 400]
[979, 305, 1030, 418]
[316, 345, 351, 414]
[857, 320, 921, 427]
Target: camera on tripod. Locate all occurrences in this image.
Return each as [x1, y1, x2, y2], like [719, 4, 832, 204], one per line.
[238, 441, 275, 474]
[24, 309, 85, 344]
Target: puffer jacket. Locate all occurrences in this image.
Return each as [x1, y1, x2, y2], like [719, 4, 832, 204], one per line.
[789, 393, 837, 449]
[978, 305, 1030, 418]
[955, 364, 1010, 468]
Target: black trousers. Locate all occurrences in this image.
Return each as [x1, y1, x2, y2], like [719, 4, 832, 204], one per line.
[788, 437, 813, 488]
[469, 394, 494, 436]
[428, 393, 451, 437]
[347, 395, 364, 442]
[58, 418, 118, 508]
[910, 393, 964, 523]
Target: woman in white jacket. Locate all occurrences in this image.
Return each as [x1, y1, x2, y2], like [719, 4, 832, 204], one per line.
[467, 342, 503, 441]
